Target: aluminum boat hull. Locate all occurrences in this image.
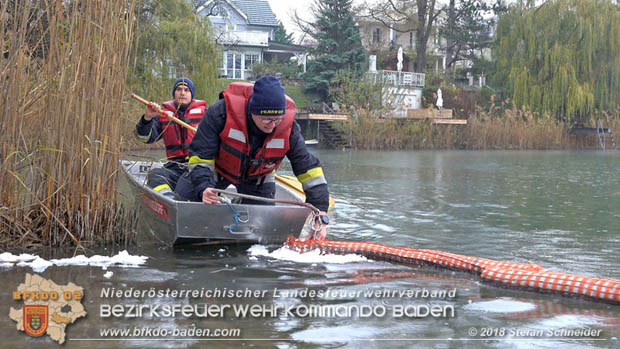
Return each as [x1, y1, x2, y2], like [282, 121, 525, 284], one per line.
[121, 160, 311, 245]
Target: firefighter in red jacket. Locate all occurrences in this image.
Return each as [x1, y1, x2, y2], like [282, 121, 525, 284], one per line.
[176, 76, 330, 240]
[135, 77, 206, 197]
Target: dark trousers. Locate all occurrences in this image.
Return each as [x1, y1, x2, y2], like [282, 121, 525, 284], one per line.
[146, 162, 186, 191]
[176, 173, 275, 205]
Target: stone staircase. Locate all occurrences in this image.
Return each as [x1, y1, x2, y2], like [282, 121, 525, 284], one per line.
[318, 121, 349, 149]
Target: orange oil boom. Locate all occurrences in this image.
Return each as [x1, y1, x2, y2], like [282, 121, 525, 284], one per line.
[285, 237, 620, 304]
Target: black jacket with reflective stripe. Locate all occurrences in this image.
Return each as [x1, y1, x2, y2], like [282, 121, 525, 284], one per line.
[188, 99, 330, 211]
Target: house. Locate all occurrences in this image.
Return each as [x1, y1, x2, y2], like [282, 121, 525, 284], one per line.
[358, 19, 447, 73]
[197, 0, 308, 80]
[359, 13, 495, 74]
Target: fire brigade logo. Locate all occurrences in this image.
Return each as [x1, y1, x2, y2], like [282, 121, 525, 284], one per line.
[23, 305, 49, 337]
[10, 274, 86, 344]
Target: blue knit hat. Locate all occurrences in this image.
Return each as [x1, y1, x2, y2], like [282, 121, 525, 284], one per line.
[172, 77, 195, 99]
[248, 75, 286, 116]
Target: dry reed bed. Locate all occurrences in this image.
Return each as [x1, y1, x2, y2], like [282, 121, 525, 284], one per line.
[1, 0, 137, 248]
[344, 106, 618, 150]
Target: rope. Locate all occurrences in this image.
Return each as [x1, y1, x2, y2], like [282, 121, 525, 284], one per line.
[221, 200, 241, 232]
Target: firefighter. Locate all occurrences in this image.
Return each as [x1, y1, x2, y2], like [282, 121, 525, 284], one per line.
[177, 76, 330, 239]
[135, 77, 206, 197]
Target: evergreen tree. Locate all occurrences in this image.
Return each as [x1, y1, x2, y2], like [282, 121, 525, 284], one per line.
[302, 0, 367, 102]
[129, 0, 219, 102]
[274, 21, 294, 44]
[440, 0, 494, 69]
[493, 0, 620, 123]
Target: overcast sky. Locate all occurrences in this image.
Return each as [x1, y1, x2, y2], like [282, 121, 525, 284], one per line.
[267, 0, 365, 43]
[266, 0, 313, 42]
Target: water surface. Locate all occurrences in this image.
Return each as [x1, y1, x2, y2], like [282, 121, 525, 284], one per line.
[2, 150, 619, 348]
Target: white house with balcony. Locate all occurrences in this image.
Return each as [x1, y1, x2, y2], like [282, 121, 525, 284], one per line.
[198, 0, 308, 80]
[367, 64, 426, 114]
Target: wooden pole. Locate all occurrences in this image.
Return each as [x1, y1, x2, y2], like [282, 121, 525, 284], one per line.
[131, 93, 197, 132]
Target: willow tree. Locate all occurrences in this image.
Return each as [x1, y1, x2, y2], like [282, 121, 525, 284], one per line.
[493, 0, 620, 124]
[129, 0, 219, 102]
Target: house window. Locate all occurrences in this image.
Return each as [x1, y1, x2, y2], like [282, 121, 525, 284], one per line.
[409, 32, 414, 48]
[372, 28, 381, 43]
[227, 53, 241, 79]
[244, 54, 259, 72]
[390, 28, 397, 49]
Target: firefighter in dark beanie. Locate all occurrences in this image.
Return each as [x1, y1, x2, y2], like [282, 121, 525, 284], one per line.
[135, 77, 206, 197]
[176, 75, 330, 239]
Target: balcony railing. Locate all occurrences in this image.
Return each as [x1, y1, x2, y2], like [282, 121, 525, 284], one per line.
[216, 30, 269, 47]
[366, 70, 425, 88]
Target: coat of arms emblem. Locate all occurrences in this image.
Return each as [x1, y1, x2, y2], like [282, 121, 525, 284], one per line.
[23, 305, 48, 337]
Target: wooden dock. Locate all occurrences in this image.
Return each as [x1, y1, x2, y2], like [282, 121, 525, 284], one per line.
[430, 119, 467, 125]
[406, 108, 467, 125]
[295, 110, 465, 124]
[296, 113, 349, 121]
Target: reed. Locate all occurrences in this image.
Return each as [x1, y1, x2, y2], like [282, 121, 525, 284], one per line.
[463, 104, 568, 150]
[1, 0, 138, 248]
[342, 105, 617, 150]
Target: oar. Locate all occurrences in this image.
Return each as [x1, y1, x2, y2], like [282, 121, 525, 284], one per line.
[274, 174, 335, 209]
[130, 93, 309, 200]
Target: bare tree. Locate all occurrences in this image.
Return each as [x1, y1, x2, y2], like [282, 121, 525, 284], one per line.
[358, 0, 442, 72]
[191, 0, 217, 14]
[291, 6, 319, 44]
[192, 0, 234, 17]
[192, 0, 237, 49]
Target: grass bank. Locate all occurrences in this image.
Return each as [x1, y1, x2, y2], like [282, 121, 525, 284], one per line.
[1, 1, 138, 248]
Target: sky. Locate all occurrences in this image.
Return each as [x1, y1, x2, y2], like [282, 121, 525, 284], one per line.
[267, 0, 365, 43]
[266, 0, 314, 42]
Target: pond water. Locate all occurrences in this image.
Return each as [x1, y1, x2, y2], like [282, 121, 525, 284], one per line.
[2, 150, 619, 348]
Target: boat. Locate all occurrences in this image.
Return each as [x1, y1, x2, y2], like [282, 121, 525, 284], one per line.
[121, 160, 313, 246]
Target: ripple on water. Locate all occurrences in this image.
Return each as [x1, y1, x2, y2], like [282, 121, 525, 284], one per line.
[332, 223, 360, 229]
[291, 325, 381, 342]
[411, 218, 434, 224]
[373, 224, 396, 233]
[464, 298, 537, 313]
[445, 202, 471, 208]
[479, 203, 510, 209]
[534, 314, 605, 329]
[351, 229, 385, 239]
